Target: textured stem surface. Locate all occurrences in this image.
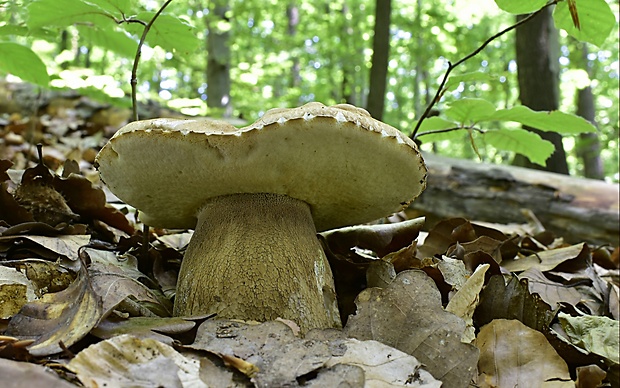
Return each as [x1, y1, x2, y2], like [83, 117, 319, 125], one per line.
[173, 193, 341, 332]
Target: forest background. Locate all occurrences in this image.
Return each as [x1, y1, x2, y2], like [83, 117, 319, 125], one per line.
[0, 0, 618, 181]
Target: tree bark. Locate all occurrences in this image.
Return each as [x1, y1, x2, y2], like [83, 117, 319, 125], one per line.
[408, 153, 619, 247]
[205, 0, 232, 118]
[575, 44, 604, 180]
[366, 0, 391, 120]
[514, 8, 568, 174]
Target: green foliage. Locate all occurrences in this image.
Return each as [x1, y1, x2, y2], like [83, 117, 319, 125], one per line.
[0, 42, 48, 85]
[417, 98, 597, 166]
[494, 0, 547, 15]
[554, 0, 616, 47]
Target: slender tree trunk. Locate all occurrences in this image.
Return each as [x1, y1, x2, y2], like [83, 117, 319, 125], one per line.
[366, 0, 391, 120]
[575, 44, 604, 180]
[205, 0, 232, 118]
[513, 7, 568, 174]
[287, 3, 301, 90]
[412, 0, 424, 119]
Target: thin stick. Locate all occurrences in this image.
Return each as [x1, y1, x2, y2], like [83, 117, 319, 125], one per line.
[130, 0, 174, 122]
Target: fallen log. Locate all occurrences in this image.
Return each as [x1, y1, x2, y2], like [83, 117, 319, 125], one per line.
[407, 153, 619, 246]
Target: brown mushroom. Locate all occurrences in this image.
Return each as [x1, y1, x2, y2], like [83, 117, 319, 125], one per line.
[95, 102, 427, 332]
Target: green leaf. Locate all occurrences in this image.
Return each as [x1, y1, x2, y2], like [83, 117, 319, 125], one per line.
[494, 0, 547, 14]
[76, 25, 137, 58]
[489, 105, 596, 135]
[558, 312, 620, 365]
[554, 0, 616, 47]
[484, 128, 555, 166]
[0, 42, 49, 86]
[125, 13, 200, 55]
[445, 98, 496, 124]
[444, 71, 498, 91]
[26, 0, 115, 30]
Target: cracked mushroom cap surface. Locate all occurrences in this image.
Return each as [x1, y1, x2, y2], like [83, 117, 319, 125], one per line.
[95, 102, 427, 231]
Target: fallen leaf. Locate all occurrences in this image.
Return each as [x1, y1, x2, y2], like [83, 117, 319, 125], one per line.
[320, 217, 425, 258]
[474, 274, 554, 332]
[575, 364, 606, 388]
[0, 266, 37, 318]
[324, 338, 442, 387]
[92, 315, 199, 345]
[518, 268, 583, 308]
[189, 320, 332, 387]
[501, 243, 590, 273]
[446, 263, 490, 342]
[5, 265, 103, 356]
[558, 312, 620, 365]
[475, 319, 573, 387]
[344, 270, 479, 387]
[67, 334, 206, 388]
[0, 357, 75, 388]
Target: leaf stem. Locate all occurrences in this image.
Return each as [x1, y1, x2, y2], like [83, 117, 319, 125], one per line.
[130, 0, 174, 122]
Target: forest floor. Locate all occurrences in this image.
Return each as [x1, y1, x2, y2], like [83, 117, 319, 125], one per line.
[0, 81, 618, 387]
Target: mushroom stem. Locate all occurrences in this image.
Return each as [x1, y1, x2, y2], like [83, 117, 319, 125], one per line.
[173, 193, 342, 332]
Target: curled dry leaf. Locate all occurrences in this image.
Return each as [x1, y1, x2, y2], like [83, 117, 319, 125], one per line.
[446, 263, 490, 342]
[4, 265, 102, 356]
[344, 270, 479, 388]
[320, 217, 425, 258]
[67, 334, 206, 388]
[475, 319, 573, 387]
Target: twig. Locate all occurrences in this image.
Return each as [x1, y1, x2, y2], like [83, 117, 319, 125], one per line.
[130, 0, 174, 122]
[416, 126, 485, 137]
[411, 0, 560, 139]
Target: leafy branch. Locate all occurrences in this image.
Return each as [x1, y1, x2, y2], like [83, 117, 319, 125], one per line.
[411, 0, 560, 139]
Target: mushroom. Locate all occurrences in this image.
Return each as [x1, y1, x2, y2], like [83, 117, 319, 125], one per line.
[95, 102, 427, 332]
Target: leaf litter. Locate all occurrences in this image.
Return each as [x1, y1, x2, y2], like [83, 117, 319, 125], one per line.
[0, 82, 618, 387]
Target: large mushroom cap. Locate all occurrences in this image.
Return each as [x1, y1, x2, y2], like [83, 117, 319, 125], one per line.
[95, 102, 427, 231]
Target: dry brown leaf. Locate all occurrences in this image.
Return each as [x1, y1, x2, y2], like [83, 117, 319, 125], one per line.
[344, 270, 479, 387]
[320, 217, 425, 258]
[518, 267, 583, 308]
[4, 265, 102, 356]
[575, 364, 606, 388]
[475, 319, 573, 387]
[474, 275, 554, 332]
[501, 243, 590, 273]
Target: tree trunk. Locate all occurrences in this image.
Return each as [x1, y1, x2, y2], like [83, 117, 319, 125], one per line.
[205, 0, 232, 118]
[408, 153, 619, 247]
[513, 8, 568, 174]
[287, 3, 301, 90]
[366, 0, 391, 120]
[575, 44, 604, 180]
